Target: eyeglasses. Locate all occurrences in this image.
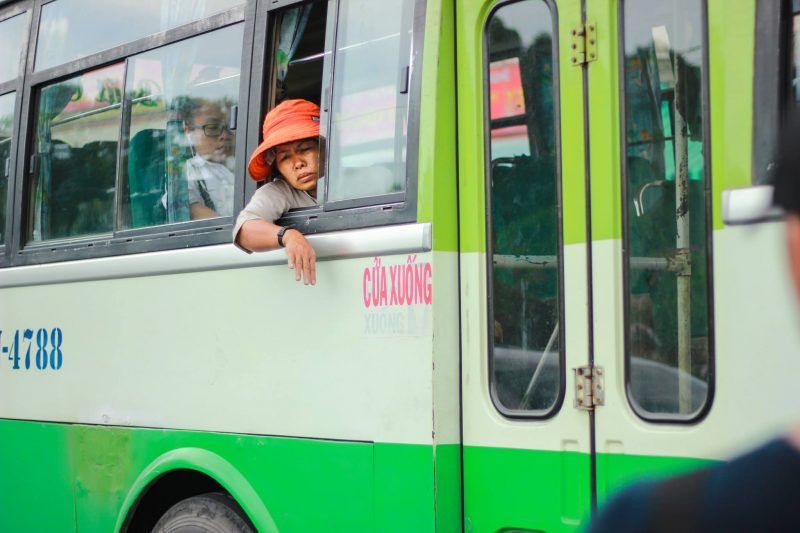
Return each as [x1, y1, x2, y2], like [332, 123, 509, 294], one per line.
[190, 123, 234, 138]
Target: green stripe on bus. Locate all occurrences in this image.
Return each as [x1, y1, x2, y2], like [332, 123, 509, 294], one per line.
[418, 0, 459, 253]
[708, 0, 756, 230]
[464, 444, 718, 532]
[434, 444, 463, 533]
[0, 421, 76, 532]
[464, 445, 592, 532]
[0, 419, 446, 533]
[558, 0, 591, 247]
[587, 0, 623, 242]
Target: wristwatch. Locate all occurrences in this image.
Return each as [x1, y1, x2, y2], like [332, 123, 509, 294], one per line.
[276, 226, 293, 247]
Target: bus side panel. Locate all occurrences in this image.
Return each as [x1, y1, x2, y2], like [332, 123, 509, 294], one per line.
[373, 443, 435, 532]
[0, 420, 76, 532]
[433, 443, 462, 533]
[0, 422, 451, 532]
[463, 446, 589, 533]
[68, 422, 377, 532]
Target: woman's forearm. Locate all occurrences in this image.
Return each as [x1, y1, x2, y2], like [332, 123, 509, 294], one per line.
[236, 219, 282, 251]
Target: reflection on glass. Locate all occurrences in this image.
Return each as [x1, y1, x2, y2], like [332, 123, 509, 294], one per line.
[36, 0, 243, 71]
[489, 59, 532, 158]
[326, 0, 413, 203]
[623, 0, 710, 417]
[487, 0, 560, 414]
[0, 13, 27, 83]
[30, 63, 124, 241]
[122, 24, 243, 228]
[0, 92, 15, 242]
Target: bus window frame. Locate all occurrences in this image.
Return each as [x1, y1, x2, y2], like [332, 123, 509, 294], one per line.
[256, 0, 423, 237]
[752, 0, 796, 185]
[2, 0, 424, 268]
[483, 0, 567, 421]
[0, 0, 32, 268]
[618, 0, 716, 424]
[6, 1, 254, 267]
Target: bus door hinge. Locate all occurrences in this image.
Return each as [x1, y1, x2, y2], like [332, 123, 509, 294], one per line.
[574, 365, 604, 410]
[571, 22, 597, 66]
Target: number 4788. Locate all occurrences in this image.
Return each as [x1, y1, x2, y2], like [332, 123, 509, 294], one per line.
[1, 328, 63, 370]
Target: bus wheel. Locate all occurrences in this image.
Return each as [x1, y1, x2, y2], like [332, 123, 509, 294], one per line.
[152, 492, 255, 532]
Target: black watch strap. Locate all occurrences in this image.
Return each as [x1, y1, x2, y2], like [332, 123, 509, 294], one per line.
[277, 226, 293, 247]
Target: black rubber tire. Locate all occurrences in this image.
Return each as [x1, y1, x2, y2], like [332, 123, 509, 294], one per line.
[152, 492, 255, 533]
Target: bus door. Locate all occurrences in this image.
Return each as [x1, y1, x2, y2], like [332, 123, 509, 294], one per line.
[587, 0, 721, 509]
[457, 0, 594, 530]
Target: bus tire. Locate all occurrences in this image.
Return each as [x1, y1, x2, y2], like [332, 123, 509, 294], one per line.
[152, 492, 255, 533]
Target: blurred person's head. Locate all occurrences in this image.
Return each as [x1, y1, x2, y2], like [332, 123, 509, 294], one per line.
[182, 99, 234, 164]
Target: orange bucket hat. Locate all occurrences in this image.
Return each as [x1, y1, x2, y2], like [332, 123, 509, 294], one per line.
[248, 99, 321, 181]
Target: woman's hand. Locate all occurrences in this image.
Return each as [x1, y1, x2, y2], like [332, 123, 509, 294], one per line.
[236, 220, 317, 285]
[283, 229, 316, 285]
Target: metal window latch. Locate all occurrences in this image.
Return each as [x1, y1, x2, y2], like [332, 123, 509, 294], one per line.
[229, 105, 238, 131]
[399, 65, 410, 94]
[29, 154, 39, 176]
[574, 365, 604, 410]
[571, 22, 598, 66]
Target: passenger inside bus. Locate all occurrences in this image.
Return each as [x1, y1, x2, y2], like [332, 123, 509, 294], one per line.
[233, 99, 320, 286]
[228, 2, 328, 285]
[179, 97, 236, 219]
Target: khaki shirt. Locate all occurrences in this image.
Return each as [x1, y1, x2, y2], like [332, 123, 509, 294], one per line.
[232, 178, 317, 252]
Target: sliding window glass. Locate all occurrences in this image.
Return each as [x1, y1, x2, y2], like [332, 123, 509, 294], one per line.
[622, 0, 712, 419]
[36, 0, 244, 71]
[1, 9, 28, 246]
[791, 0, 800, 106]
[324, 0, 414, 206]
[29, 64, 124, 242]
[0, 93, 14, 243]
[28, 23, 244, 243]
[0, 12, 27, 83]
[121, 25, 243, 228]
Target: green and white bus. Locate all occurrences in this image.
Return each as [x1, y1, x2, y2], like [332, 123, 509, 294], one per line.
[1, 0, 798, 530]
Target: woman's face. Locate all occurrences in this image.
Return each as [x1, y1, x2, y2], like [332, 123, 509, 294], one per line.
[186, 105, 233, 163]
[274, 138, 319, 197]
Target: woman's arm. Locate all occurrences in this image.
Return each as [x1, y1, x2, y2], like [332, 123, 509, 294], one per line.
[236, 219, 316, 285]
[190, 202, 220, 219]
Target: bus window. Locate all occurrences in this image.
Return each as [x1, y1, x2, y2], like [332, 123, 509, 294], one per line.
[622, 0, 712, 419]
[0, 12, 26, 83]
[324, 0, 414, 206]
[28, 22, 245, 241]
[120, 24, 244, 229]
[791, 0, 800, 106]
[486, 0, 562, 416]
[35, 0, 244, 72]
[29, 63, 124, 242]
[0, 92, 14, 243]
